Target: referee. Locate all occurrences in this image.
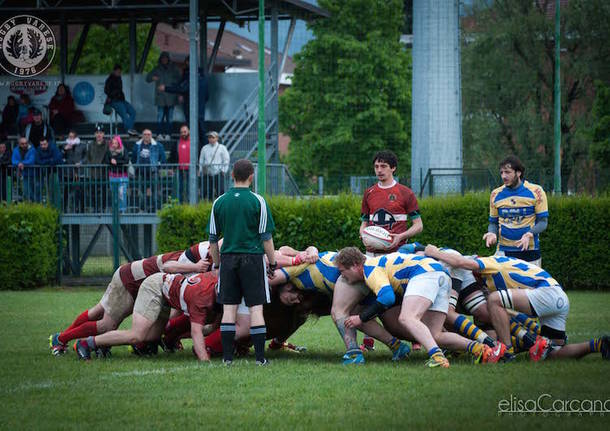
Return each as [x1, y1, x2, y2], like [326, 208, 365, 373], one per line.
[208, 159, 277, 365]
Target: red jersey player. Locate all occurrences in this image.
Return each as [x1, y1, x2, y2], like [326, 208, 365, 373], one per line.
[360, 150, 423, 255]
[49, 242, 211, 356]
[75, 271, 220, 361]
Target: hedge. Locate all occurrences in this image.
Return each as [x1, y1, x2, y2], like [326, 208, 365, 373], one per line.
[158, 194, 610, 290]
[0, 203, 59, 290]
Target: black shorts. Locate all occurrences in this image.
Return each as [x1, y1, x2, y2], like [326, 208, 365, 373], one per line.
[218, 253, 269, 307]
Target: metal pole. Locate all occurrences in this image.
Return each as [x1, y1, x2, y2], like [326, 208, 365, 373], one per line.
[553, 0, 562, 194]
[257, 0, 266, 194]
[280, 18, 296, 76]
[111, 182, 120, 270]
[129, 17, 137, 103]
[188, 0, 199, 204]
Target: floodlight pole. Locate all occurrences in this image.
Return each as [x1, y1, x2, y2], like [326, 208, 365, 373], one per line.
[257, 0, 266, 194]
[553, 0, 561, 194]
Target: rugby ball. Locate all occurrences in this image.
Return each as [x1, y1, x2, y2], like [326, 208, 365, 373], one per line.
[362, 226, 392, 250]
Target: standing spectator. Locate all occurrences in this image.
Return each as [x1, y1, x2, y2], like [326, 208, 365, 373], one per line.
[35, 135, 63, 203]
[208, 159, 277, 366]
[132, 129, 167, 210]
[48, 84, 75, 138]
[11, 136, 36, 201]
[146, 52, 181, 140]
[104, 64, 138, 136]
[17, 94, 34, 131]
[87, 125, 109, 211]
[62, 130, 86, 212]
[159, 61, 209, 141]
[169, 124, 191, 202]
[0, 141, 11, 201]
[24, 108, 54, 148]
[1, 96, 19, 137]
[483, 155, 548, 267]
[198, 131, 230, 200]
[103, 135, 129, 213]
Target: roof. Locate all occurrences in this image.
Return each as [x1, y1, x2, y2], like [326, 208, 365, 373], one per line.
[0, 0, 330, 25]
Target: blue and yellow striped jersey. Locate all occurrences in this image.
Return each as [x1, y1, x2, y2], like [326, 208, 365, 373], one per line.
[489, 180, 548, 251]
[364, 253, 447, 307]
[278, 251, 340, 295]
[474, 256, 560, 292]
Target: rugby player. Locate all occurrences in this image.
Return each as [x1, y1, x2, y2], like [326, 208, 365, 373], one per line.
[269, 250, 412, 363]
[75, 271, 220, 361]
[484, 156, 548, 267]
[424, 245, 610, 361]
[49, 242, 211, 356]
[336, 247, 500, 368]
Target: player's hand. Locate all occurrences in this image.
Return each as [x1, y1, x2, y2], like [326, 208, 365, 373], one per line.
[196, 258, 211, 273]
[267, 262, 278, 279]
[345, 315, 362, 329]
[388, 233, 403, 250]
[483, 232, 497, 247]
[424, 244, 439, 256]
[516, 232, 533, 251]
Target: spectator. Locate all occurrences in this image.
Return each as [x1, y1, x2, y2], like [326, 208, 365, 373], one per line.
[159, 61, 209, 141]
[17, 94, 34, 131]
[62, 130, 86, 213]
[169, 124, 191, 202]
[199, 131, 230, 200]
[0, 141, 11, 201]
[146, 51, 181, 141]
[11, 136, 36, 201]
[48, 84, 75, 138]
[132, 129, 166, 210]
[24, 108, 55, 148]
[104, 135, 129, 212]
[87, 124, 109, 211]
[104, 64, 138, 136]
[35, 136, 62, 204]
[1, 96, 19, 137]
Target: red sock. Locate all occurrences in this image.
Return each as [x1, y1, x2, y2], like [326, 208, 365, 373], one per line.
[64, 310, 90, 332]
[204, 328, 223, 355]
[58, 321, 98, 344]
[164, 314, 190, 343]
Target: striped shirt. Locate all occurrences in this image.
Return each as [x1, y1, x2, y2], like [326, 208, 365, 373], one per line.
[119, 250, 183, 298]
[162, 272, 218, 325]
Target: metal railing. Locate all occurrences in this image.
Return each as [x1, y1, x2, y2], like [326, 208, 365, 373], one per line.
[220, 64, 277, 162]
[0, 162, 301, 213]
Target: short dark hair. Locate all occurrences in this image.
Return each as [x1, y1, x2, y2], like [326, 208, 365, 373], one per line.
[499, 155, 525, 178]
[113, 64, 122, 71]
[335, 247, 366, 268]
[373, 150, 398, 169]
[232, 159, 254, 182]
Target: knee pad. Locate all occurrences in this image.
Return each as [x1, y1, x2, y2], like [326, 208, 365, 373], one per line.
[498, 289, 514, 310]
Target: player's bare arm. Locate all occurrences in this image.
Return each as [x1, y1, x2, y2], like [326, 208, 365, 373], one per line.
[424, 245, 479, 271]
[162, 259, 210, 274]
[191, 322, 210, 361]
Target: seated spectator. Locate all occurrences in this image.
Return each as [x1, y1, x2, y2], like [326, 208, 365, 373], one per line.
[11, 136, 36, 201]
[1, 96, 19, 137]
[132, 129, 166, 211]
[61, 130, 86, 213]
[17, 94, 34, 131]
[104, 64, 138, 136]
[24, 108, 54, 148]
[48, 84, 75, 138]
[87, 124, 109, 211]
[104, 135, 129, 212]
[0, 141, 11, 201]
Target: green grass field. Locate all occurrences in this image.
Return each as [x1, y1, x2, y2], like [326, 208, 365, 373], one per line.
[1, 289, 608, 430]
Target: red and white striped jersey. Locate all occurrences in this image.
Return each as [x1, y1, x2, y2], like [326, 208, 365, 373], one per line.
[162, 272, 218, 325]
[119, 250, 183, 298]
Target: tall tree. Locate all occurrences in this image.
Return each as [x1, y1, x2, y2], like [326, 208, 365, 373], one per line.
[279, 0, 411, 183]
[462, 0, 610, 191]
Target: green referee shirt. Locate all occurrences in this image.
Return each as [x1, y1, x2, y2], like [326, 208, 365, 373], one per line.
[208, 187, 275, 254]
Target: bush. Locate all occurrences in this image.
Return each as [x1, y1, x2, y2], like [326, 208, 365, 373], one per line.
[0, 203, 59, 290]
[157, 194, 610, 290]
